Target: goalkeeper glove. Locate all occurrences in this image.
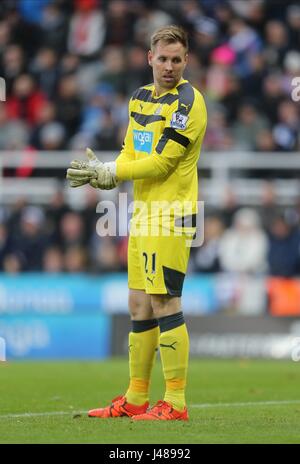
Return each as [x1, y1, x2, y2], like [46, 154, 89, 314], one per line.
[66, 148, 118, 190]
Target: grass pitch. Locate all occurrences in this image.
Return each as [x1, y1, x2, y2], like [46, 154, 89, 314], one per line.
[0, 358, 300, 444]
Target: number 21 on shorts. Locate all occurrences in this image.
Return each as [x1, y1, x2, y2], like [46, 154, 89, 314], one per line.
[142, 252, 156, 274]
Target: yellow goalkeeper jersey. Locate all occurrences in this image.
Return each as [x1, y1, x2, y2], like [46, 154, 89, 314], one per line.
[116, 78, 207, 225]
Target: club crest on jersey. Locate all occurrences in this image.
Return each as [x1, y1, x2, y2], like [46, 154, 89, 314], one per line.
[133, 130, 153, 154]
[170, 111, 188, 130]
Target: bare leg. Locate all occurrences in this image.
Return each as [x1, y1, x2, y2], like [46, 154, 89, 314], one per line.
[129, 289, 154, 320]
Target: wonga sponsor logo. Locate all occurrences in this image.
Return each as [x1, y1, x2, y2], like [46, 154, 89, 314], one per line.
[133, 130, 153, 154]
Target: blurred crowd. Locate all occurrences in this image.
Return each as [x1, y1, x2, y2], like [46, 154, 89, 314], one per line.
[2, 182, 300, 276]
[0, 188, 129, 273]
[0, 0, 299, 154]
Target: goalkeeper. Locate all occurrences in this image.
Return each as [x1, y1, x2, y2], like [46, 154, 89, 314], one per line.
[67, 25, 207, 421]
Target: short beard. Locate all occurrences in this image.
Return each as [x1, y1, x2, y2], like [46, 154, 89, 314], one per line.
[158, 76, 179, 90]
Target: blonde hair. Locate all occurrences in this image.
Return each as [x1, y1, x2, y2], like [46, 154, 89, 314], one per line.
[150, 25, 188, 52]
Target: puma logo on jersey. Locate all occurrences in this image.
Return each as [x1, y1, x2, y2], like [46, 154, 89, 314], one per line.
[180, 103, 190, 112]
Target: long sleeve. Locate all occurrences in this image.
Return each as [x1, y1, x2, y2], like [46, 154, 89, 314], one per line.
[116, 137, 186, 180]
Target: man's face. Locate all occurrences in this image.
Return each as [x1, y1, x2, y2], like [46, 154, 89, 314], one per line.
[148, 40, 187, 94]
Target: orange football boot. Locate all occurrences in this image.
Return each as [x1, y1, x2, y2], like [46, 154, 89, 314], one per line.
[88, 395, 149, 418]
[131, 400, 189, 421]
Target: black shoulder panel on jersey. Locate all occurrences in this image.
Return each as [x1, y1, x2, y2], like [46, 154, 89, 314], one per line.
[176, 82, 195, 115]
[132, 87, 152, 102]
[131, 111, 166, 126]
[131, 86, 178, 105]
[154, 93, 178, 105]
